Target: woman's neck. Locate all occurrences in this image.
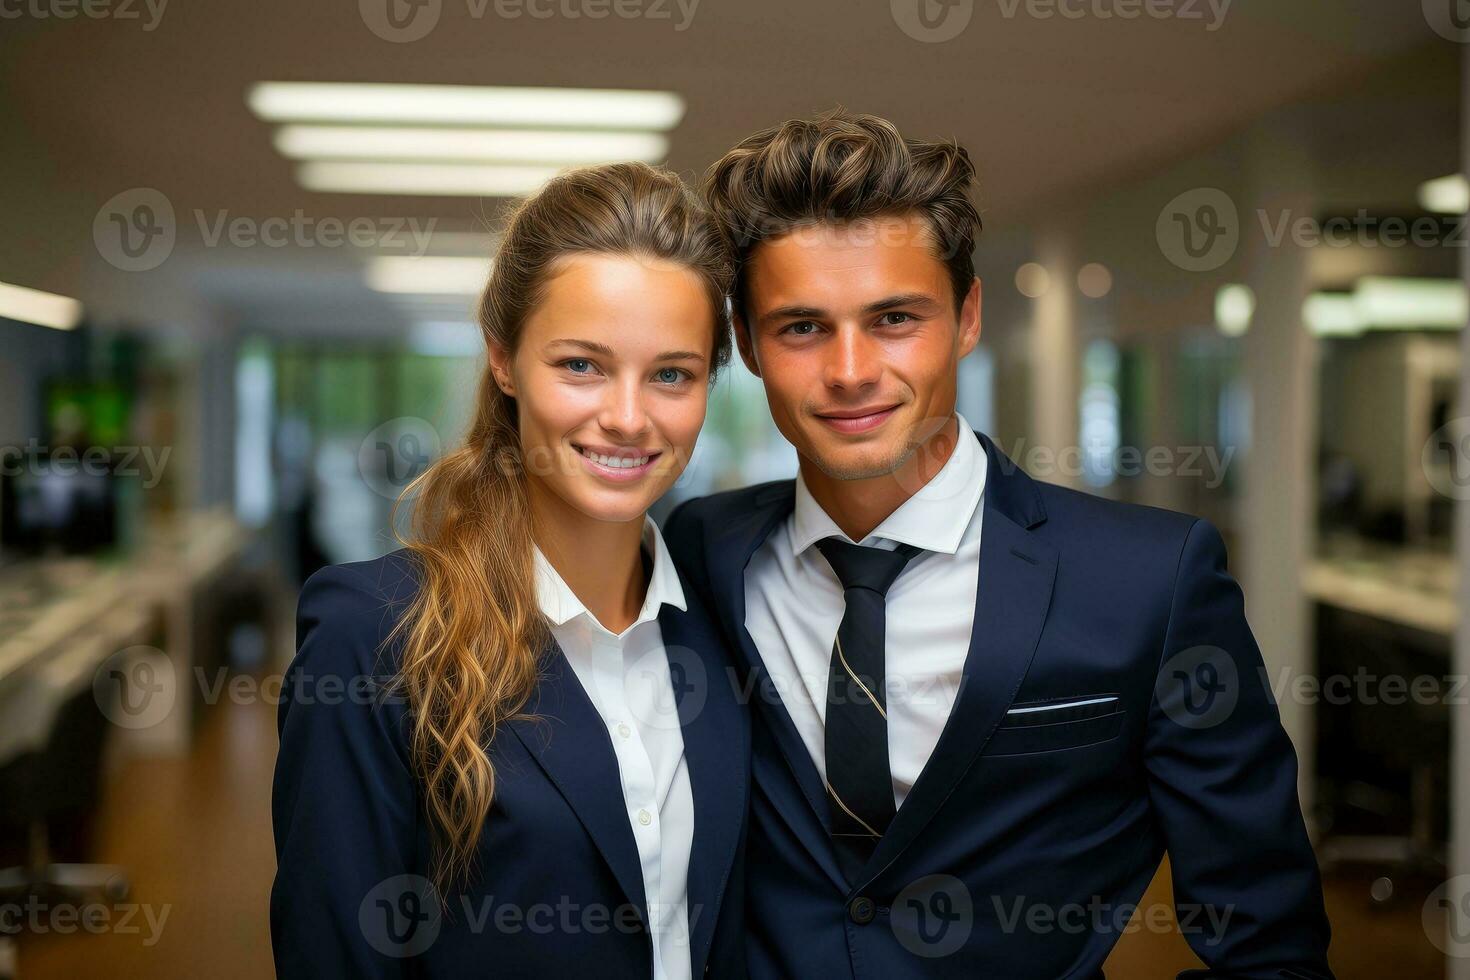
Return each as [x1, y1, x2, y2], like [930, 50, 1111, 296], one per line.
[528, 482, 648, 634]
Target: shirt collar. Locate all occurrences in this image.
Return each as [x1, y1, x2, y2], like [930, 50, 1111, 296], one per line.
[790, 412, 987, 558]
[533, 515, 688, 632]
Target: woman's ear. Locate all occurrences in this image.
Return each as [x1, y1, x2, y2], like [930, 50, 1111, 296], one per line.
[487, 342, 516, 396]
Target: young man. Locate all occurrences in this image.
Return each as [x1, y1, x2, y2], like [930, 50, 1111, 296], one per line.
[663, 111, 1334, 978]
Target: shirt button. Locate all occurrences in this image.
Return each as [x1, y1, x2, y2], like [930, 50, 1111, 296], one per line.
[637, 808, 652, 826]
[617, 722, 632, 739]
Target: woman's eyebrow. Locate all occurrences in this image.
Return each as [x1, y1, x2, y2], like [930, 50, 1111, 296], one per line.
[655, 350, 707, 362]
[547, 338, 616, 357]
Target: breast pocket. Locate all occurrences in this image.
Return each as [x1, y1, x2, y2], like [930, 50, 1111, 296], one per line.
[983, 694, 1125, 756]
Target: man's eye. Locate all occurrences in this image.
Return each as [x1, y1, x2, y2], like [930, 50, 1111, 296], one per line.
[654, 367, 688, 384]
[878, 312, 912, 326]
[786, 321, 818, 336]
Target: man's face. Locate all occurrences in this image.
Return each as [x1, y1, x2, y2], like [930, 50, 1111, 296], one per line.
[736, 214, 981, 482]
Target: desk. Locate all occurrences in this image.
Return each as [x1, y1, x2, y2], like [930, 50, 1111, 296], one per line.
[0, 509, 251, 758]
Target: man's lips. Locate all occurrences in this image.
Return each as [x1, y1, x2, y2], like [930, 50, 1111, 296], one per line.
[813, 404, 900, 434]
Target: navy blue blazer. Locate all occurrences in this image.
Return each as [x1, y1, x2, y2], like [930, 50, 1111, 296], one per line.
[270, 549, 750, 979]
[664, 431, 1333, 980]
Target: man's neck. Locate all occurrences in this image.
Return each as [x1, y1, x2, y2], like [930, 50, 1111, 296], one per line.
[800, 415, 961, 543]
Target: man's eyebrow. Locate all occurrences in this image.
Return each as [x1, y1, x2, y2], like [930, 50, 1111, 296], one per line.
[861, 293, 942, 314]
[757, 294, 941, 326]
[757, 305, 826, 327]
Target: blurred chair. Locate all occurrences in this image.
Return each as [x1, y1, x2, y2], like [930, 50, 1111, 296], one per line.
[1315, 605, 1450, 901]
[0, 630, 131, 976]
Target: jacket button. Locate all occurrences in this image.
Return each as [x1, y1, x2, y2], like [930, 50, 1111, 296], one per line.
[848, 896, 876, 925]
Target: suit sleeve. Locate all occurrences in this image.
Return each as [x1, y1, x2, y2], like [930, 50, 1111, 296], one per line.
[270, 564, 422, 980]
[1144, 518, 1335, 979]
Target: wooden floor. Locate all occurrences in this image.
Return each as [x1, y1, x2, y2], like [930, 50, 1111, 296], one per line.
[14, 689, 1451, 979]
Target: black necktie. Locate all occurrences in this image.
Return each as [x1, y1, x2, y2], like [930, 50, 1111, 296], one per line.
[814, 537, 924, 878]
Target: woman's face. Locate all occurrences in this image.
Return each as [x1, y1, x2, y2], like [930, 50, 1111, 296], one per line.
[490, 252, 716, 526]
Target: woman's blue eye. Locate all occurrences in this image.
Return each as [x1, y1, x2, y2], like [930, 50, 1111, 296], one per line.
[565, 359, 592, 374]
[655, 368, 686, 384]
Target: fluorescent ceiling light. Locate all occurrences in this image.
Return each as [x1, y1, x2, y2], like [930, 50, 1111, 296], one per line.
[1303, 293, 1362, 337]
[1305, 278, 1466, 336]
[248, 83, 685, 130]
[1214, 284, 1254, 337]
[0, 281, 83, 331]
[300, 161, 563, 197]
[1355, 277, 1466, 329]
[366, 255, 490, 295]
[1418, 174, 1468, 215]
[275, 125, 668, 164]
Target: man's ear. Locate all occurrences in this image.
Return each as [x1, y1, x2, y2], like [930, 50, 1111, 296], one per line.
[734, 313, 761, 378]
[957, 277, 982, 359]
[487, 342, 516, 396]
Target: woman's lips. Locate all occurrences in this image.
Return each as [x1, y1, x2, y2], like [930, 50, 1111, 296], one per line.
[814, 405, 899, 434]
[573, 444, 662, 483]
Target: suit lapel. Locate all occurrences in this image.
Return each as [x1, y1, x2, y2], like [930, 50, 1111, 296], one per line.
[507, 641, 649, 925]
[861, 432, 1058, 883]
[658, 598, 745, 979]
[705, 484, 851, 892]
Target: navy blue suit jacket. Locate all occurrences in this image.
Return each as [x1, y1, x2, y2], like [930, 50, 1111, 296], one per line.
[270, 549, 750, 979]
[663, 431, 1333, 979]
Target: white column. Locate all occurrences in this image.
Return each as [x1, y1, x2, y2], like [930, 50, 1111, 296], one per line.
[1029, 226, 1081, 489]
[1237, 121, 1319, 823]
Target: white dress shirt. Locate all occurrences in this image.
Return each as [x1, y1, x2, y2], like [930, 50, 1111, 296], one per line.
[534, 517, 693, 980]
[744, 413, 988, 809]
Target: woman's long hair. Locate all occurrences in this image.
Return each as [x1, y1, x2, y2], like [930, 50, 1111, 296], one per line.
[386, 162, 733, 894]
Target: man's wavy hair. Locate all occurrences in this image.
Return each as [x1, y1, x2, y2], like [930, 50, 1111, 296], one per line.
[703, 108, 981, 320]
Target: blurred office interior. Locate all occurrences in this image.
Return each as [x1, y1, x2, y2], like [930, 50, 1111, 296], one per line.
[1, 1, 1469, 976]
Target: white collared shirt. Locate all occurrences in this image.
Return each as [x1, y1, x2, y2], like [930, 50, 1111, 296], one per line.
[743, 413, 988, 808]
[534, 517, 693, 980]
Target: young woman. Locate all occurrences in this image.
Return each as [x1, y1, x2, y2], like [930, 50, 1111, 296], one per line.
[270, 163, 749, 980]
